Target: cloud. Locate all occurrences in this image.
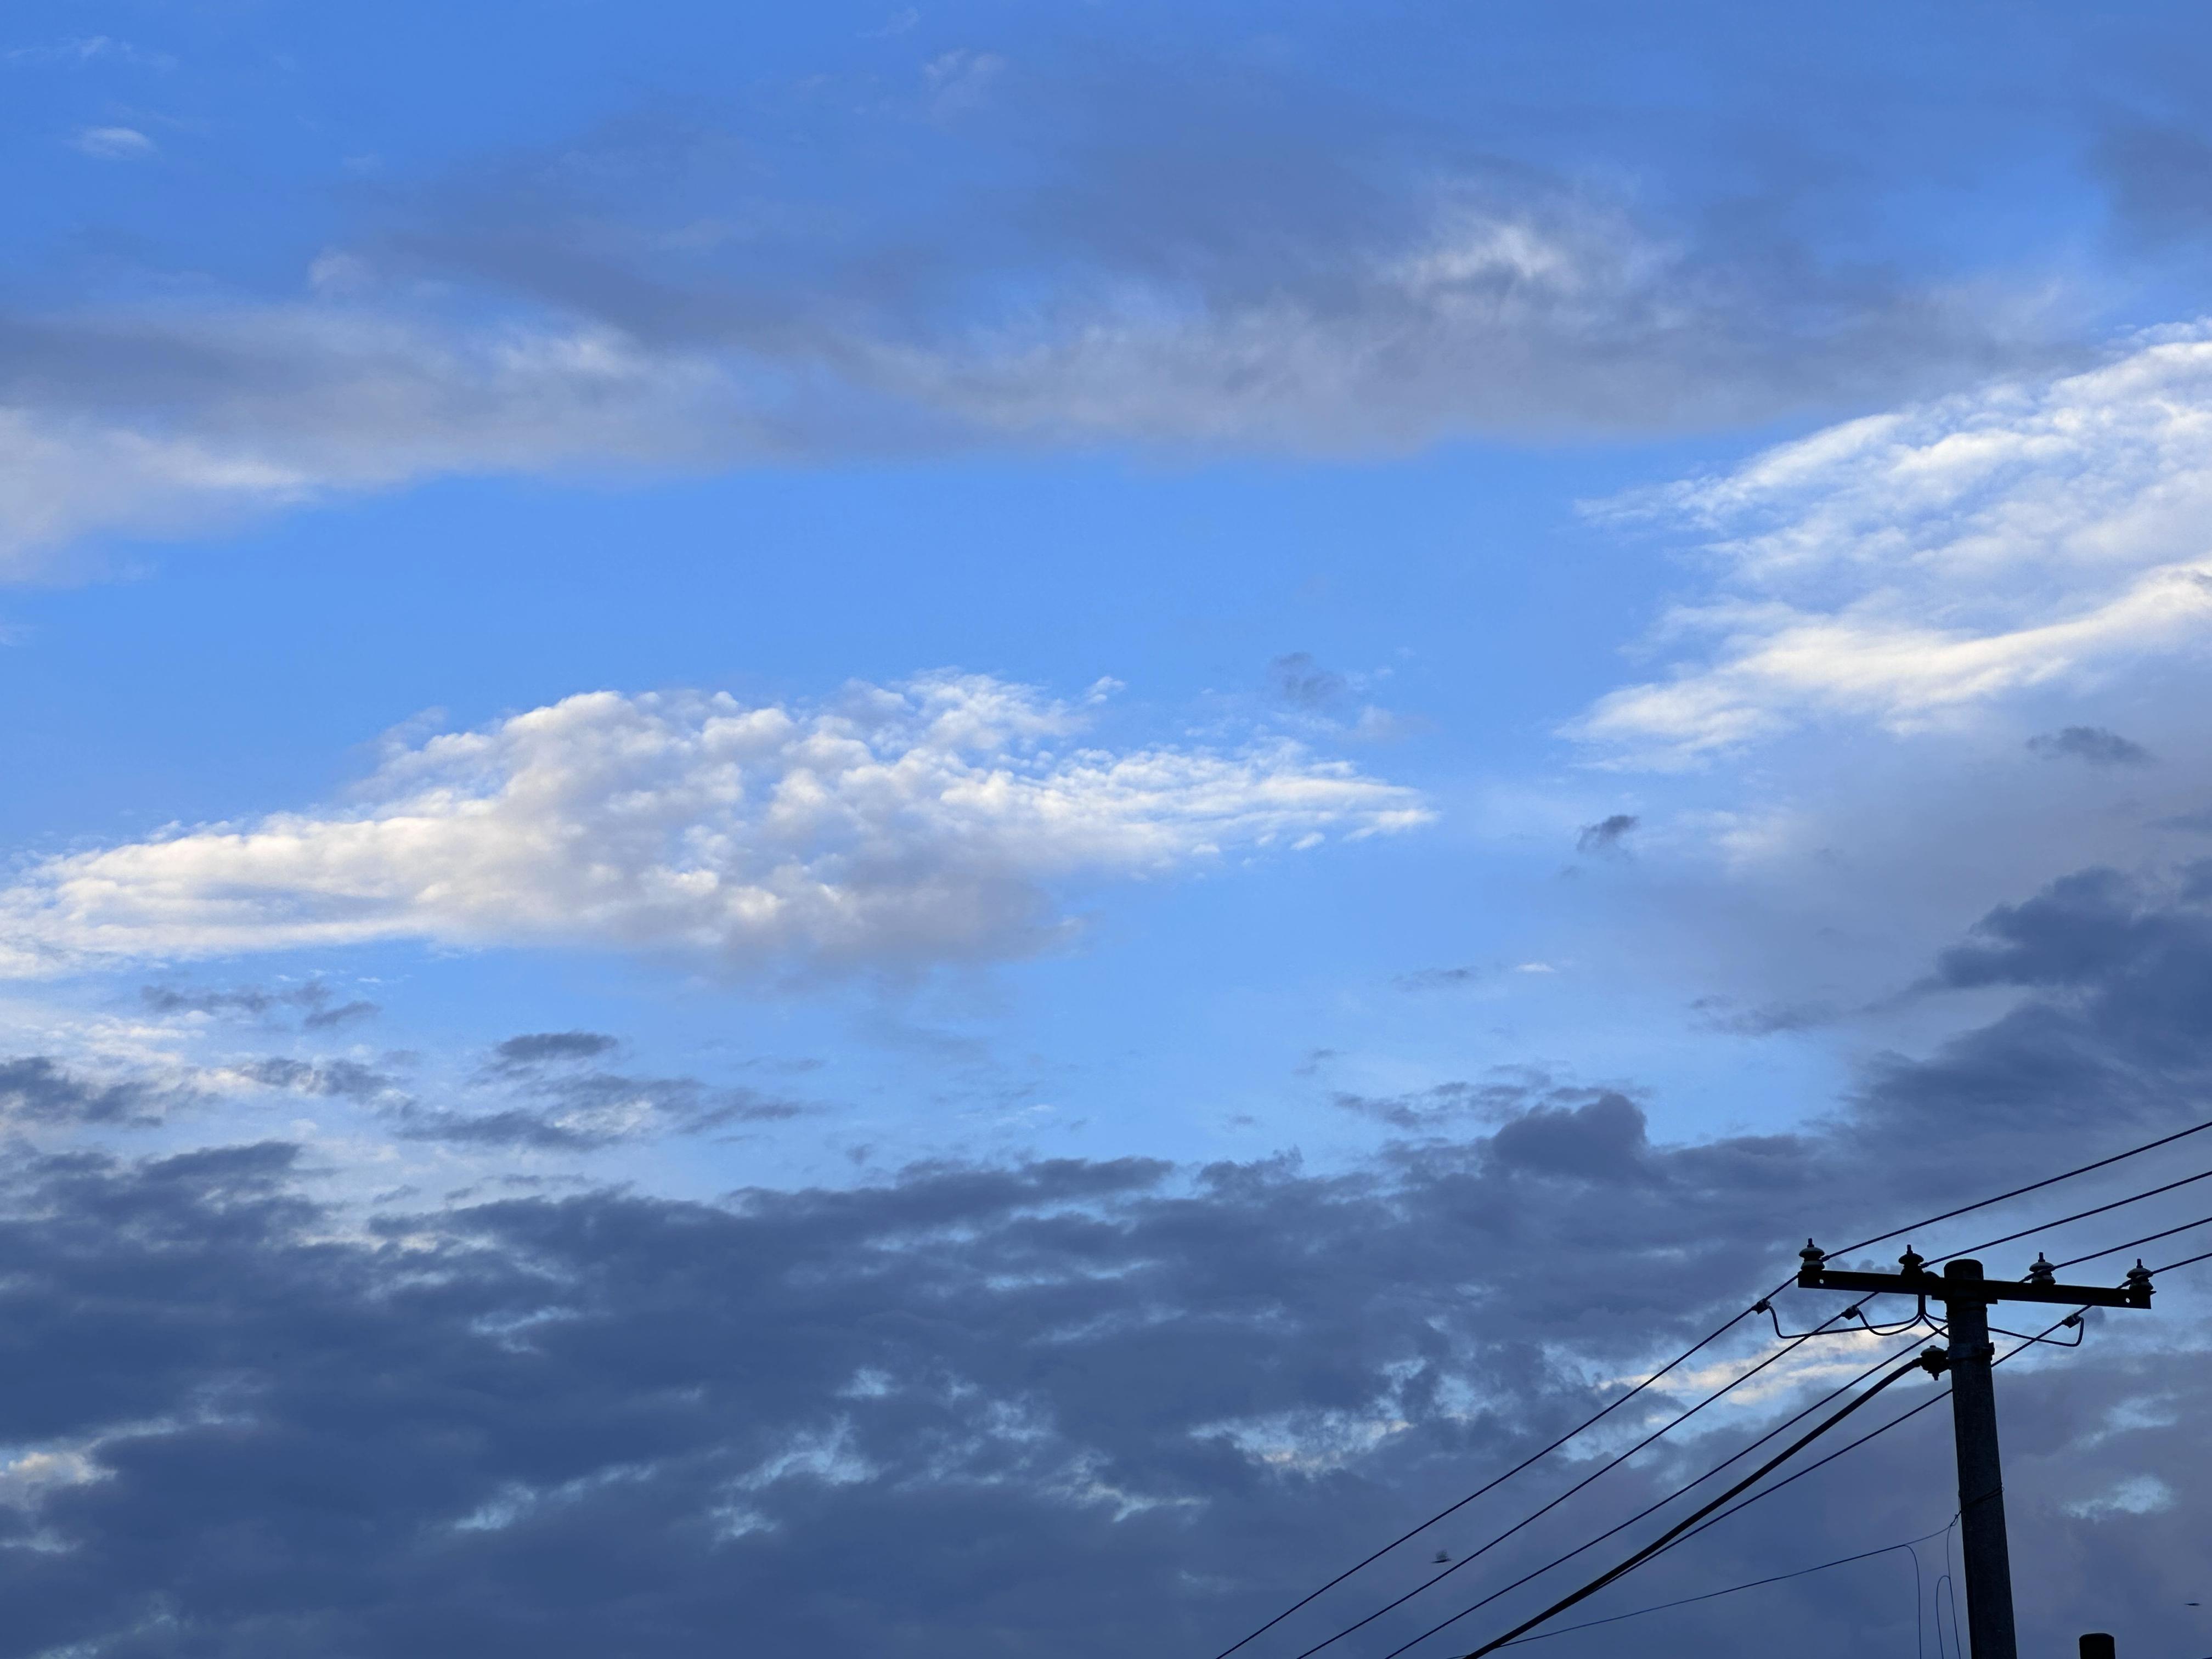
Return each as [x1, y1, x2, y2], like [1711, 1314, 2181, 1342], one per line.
[2028, 725, 2153, 766]
[1572, 329, 2212, 765]
[1269, 652, 1348, 709]
[1576, 812, 1639, 855]
[492, 1032, 620, 1068]
[3, 861, 2211, 1658]
[0, 674, 1429, 977]
[0, 1056, 166, 1127]
[68, 125, 154, 160]
[140, 980, 381, 1029]
[0, 84, 2070, 574]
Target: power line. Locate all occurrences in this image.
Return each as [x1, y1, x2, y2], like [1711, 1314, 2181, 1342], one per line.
[1425, 1349, 1944, 1659]
[1923, 1166, 2212, 1268]
[1492, 1524, 1953, 1647]
[1439, 1244, 2212, 1658]
[1828, 1114, 2212, 1259]
[2051, 1212, 2212, 1272]
[1273, 1305, 1884, 1659]
[1660, 1305, 2087, 1558]
[1311, 1329, 1940, 1659]
[1204, 1301, 1767, 1659]
[1211, 1132, 2212, 1659]
[2152, 1242, 2212, 1274]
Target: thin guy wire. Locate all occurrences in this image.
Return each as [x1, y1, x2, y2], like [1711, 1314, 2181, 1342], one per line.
[1419, 1351, 1938, 1659]
[2051, 1212, 2212, 1271]
[1827, 1114, 2212, 1259]
[1203, 1300, 1769, 1659]
[1309, 1328, 1938, 1659]
[1491, 1525, 1950, 1646]
[1273, 1305, 1881, 1659]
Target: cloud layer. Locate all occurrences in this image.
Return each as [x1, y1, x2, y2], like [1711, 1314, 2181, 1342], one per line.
[2, 856, 2210, 1655]
[1576, 328, 2212, 764]
[0, 675, 1428, 976]
[0, 85, 2064, 577]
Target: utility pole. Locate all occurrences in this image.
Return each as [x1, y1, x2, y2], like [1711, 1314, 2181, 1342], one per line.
[1796, 1243, 2155, 1659]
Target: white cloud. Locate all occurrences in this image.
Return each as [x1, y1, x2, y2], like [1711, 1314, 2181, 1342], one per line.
[0, 675, 1430, 977]
[1575, 326, 2212, 765]
[70, 125, 154, 160]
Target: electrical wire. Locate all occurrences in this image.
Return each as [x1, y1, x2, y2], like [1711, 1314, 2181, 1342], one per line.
[2051, 1212, 2212, 1272]
[2152, 1242, 2212, 1274]
[1921, 1166, 2212, 1269]
[1209, 1137, 2212, 1659]
[1490, 1524, 1953, 1647]
[1271, 1306, 1891, 1659]
[1658, 1306, 2086, 1560]
[1499, 1282, 2179, 1658]
[1203, 1301, 1769, 1659]
[1423, 1350, 1943, 1659]
[1825, 1114, 2212, 1260]
[1296, 1328, 1940, 1659]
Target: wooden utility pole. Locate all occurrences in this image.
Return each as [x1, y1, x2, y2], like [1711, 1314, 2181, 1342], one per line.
[1796, 1244, 2155, 1659]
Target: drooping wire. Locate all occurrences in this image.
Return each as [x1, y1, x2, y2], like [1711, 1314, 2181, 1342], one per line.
[1906, 1534, 1927, 1659]
[1826, 1114, 2212, 1260]
[1418, 1349, 1942, 1659]
[1489, 1524, 1950, 1647]
[1272, 1305, 1888, 1659]
[1203, 1300, 1770, 1659]
[1942, 1516, 1966, 1659]
[2051, 1212, 2212, 1272]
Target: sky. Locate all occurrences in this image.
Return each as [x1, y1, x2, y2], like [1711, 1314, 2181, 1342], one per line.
[5, 2, 2212, 1654]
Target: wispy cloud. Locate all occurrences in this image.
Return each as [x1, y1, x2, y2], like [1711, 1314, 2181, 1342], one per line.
[1572, 328, 2212, 766]
[70, 125, 155, 160]
[0, 674, 1429, 976]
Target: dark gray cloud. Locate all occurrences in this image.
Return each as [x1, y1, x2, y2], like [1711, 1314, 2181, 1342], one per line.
[2028, 726, 2153, 767]
[0, 1057, 165, 1127]
[2, 862, 2210, 1654]
[141, 981, 381, 1030]
[1271, 652, 1349, 709]
[235, 1056, 399, 1102]
[1576, 814, 1639, 856]
[492, 1032, 620, 1069]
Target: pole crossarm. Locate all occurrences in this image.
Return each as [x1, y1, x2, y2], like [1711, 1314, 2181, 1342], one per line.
[1797, 1245, 2153, 1309]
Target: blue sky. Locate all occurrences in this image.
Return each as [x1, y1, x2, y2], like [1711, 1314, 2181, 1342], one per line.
[7, 5, 2212, 1655]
